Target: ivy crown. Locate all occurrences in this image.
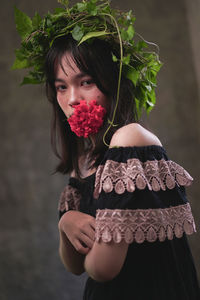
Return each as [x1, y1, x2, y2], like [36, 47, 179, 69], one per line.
[13, 0, 162, 118]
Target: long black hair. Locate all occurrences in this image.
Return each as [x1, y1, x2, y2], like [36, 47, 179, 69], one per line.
[45, 35, 138, 178]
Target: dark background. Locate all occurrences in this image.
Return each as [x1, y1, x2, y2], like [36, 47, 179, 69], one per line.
[0, 0, 199, 299]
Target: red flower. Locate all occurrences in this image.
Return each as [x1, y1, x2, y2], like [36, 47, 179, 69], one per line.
[67, 100, 107, 138]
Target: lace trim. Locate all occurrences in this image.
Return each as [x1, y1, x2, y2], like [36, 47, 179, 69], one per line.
[95, 203, 196, 244]
[94, 159, 193, 198]
[58, 185, 81, 212]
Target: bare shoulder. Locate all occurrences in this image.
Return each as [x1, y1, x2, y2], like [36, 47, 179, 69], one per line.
[110, 123, 162, 148]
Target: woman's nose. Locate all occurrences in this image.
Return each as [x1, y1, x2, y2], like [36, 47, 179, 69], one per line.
[68, 87, 81, 106]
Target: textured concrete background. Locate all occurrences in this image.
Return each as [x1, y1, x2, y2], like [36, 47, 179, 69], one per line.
[0, 0, 199, 299]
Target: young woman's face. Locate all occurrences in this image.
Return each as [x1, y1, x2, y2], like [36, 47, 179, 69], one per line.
[54, 52, 109, 118]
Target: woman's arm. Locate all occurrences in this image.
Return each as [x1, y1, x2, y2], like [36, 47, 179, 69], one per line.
[58, 228, 85, 275]
[58, 210, 96, 275]
[84, 240, 129, 282]
[84, 123, 162, 282]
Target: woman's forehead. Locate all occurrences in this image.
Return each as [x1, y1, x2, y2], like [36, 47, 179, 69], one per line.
[56, 52, 81, 77]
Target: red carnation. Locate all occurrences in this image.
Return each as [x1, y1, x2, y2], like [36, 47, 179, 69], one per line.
[67, 100, 106, 138]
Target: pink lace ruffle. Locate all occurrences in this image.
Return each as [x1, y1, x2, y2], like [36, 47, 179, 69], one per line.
[58, 185, 81, 212]
[94, 158, 193, 198]
[95, 203, 196, 244]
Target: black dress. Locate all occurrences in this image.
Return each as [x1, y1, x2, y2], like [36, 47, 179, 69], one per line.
[59, 145, 200, 300]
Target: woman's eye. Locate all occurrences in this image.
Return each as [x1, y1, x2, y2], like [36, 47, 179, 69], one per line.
[56, 85, 66, 92]
[81, 79, 94, 86]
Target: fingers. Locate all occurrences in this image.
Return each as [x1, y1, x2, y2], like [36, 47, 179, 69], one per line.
[59, 211, 96, 254]
[71, 225, 95, 254]
[81, 224, 95, 241]
[74, 239, 90, 255]
[90, 218, 96, 230]
[80, 232, 94, 249]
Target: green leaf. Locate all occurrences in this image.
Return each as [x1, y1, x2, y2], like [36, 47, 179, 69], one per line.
[78, 31, 111, 45]
[152, 61, 162, 72]
[20, 76, 41, 85]
[135, 98, 142, 119]
[57, 0, 69, 7]
[12, 57, 29, 69]
[126, 10, 136, 24]
[126, 66, 139, 86]
[148, 89, 156, 105]
[45, 16, 52, 27]
[146, 99, 154, 107]
[122, 54, 130, 65]
[146, 70, 157, 85]
[121, 28, 128, 40]
[135, 85, 147, 105]
[32, 12, 42, 29]
[112, 54, 118, 62]
[145, 85, 152, 92]
[14, 6, 33, 39]
[14, 48, 26, 60]
[101, 3, 111, 14]
[135, 40, 147, 51]
[77, 3, 87, 12]
[87, 2, 98, 15]
[54, 7, 66, 14]
[71, 25, 84, 41]
[127, 25, 135, 40]
[146, 97, 155, 113]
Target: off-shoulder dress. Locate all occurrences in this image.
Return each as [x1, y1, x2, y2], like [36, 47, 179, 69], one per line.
[58, 145, 200, 300]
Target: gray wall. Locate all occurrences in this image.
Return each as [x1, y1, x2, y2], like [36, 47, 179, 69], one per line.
[1, 0, 199, 299]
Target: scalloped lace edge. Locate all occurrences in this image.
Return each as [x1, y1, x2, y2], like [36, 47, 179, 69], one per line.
[94, 158, 193, 198]
[95, 203, 196, 244]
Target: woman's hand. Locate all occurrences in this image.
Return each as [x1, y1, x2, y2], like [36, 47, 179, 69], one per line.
[58, 210, 96, 255]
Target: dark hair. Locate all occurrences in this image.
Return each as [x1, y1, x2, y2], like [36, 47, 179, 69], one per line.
[45, 35, 138, 178]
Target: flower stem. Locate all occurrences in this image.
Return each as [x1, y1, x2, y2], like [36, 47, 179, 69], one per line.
[102, 13, 123, 147]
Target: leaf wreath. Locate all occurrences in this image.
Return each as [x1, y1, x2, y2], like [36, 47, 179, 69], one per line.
[13, 0, 162, 143]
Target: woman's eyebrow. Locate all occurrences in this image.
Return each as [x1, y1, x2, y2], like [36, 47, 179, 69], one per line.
[74, 72, 89, 79]
[55, 72, 90, 83]
[54, 78, 65, 83]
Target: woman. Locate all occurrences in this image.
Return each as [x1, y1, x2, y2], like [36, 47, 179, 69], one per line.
[48, 35, 199, 300]
[14, 1, 200, 299]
